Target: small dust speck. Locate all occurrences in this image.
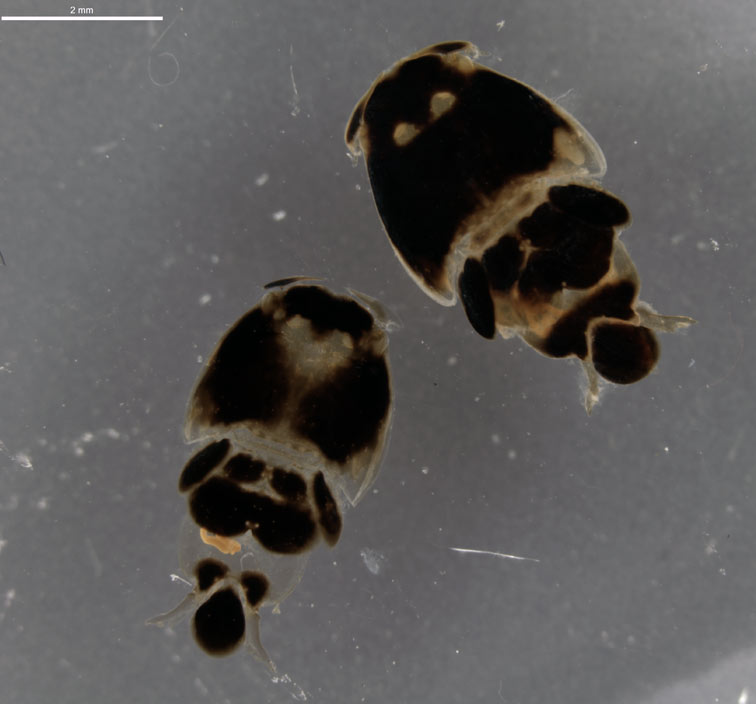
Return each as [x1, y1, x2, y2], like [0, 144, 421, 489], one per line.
[210, 254, 220, 265]
[4, 589, 15, 609]
[447, 355, 458, 366]
[198, 293, 212, 306]
[421, 466, 429, 475]
[255, 173, 269, 186]
[193, 678, 209, 696]
[697, 63, 708, 74]
[491, 433, 501, 445]
[710, 238, 720, 251]
[36, 497, 50, 510]
[664, 446, 669, 453]
[272, 210, 287, 222]
[507, 449, 517, 460]
[496, 20, 505, 31]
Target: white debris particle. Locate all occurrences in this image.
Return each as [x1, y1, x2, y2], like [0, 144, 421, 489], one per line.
[4, 589, 15, 609]
[738, 687, 749, 704]
[85, 537, 103, 578]
[14, 453, 33, 470]
[664, 446, 670, 453]
[704, 538, 717, 555]
[255, 173, 269, 186]
[421, 466, 429, 475]
[92, 140, 119, 155]
[105, 428, 120, 440]
[697, 63, 708, 75]
[196, 355, 204, 364]
[507, 449, 517, 460]
[289, 65, 300, 117]
[81, 432, 94, 443]
[198, 293, 212, 306]
[719, 568, 727, 576]
[210, 254, 220, 264]
[491, 433, 501, 445]
[710, 238, 720, 251]
[35, 497, 50, 510]
[447, 355, 458, 366]
[170, 573, 192, 587]
[272, 210, 287, 221]
[0, 538, 6, 555]
[450, 547, 540, 562]
[360, 548, 385, 575]
[193, 677, 208, 696]
[496, 20, 505, 31]
[74, 446, 85, 457]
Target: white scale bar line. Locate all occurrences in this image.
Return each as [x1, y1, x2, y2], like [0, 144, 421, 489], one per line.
[1, 16, 163, 21]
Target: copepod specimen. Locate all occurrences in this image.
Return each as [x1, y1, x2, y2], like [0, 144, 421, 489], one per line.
[346, 41, 693, 411]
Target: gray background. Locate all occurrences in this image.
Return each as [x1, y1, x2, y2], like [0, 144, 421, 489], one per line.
[0, 1, 753, 703]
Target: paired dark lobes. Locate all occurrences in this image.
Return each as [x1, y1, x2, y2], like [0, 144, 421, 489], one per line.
[347, 41, 692, 396]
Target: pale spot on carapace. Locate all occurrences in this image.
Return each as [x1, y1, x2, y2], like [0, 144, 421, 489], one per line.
[430, 91, 456, 120]
[553, 126, 586, 167]
[200, 528, 241, 555]
[393, 121, 421, 147]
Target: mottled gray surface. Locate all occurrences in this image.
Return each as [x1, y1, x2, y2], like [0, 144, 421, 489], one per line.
[0, 1, 753, 703]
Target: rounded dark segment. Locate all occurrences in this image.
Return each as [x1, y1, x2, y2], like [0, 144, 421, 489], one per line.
[283, 286, 374, 340]
[270, 468, 307, 502]
[192, 588, 245, 656]
[361, 53, 566, 293]
[240, 571, 269, 608]
[518, 203, 563, 248]
[248, 494, 316, 554]
[482, 235, 523, 292]
[188, 477, 253, 536]
[179, 439, 230, 492]
[194, 558, 229, 591]
[193, 308, 289, 426]
[518, 250, 568, 299]
[294, 353, 391, 464]
[541, 280, 638, 359]
[548, 184, 630, 227]
[518, 205, 614, 294]
[223, 453, 265, 483]
[458, 257, 496, 339]
[312, 471, 342, 546]
[550, 225, 614, 290]
[591, 321, 660, 384]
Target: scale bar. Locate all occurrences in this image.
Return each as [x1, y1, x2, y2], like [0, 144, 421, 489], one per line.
[1, 16, 163, 21]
